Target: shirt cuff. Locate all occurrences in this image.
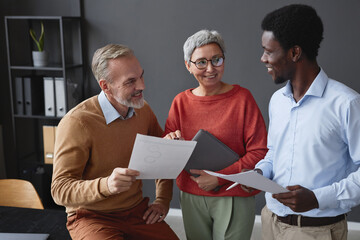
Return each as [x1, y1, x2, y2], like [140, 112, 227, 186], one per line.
[255, 162, 272, 179]
[313, 185, 339, 210]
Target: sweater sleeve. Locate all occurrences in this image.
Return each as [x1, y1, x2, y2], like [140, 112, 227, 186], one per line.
[216, 91, 268, 186]
[164, 98, 181, 136]
[51, 115, 111, 207]
[239, 92, 268, 169]
[154, 179, 173, 209]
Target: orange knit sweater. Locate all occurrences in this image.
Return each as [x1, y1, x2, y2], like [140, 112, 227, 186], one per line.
[164, 85, 268, 197]
[51, 95, 172, 216]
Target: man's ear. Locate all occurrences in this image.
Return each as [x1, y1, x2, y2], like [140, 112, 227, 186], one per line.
[99, 79, 110, 93]
[292, 46, 302, 62]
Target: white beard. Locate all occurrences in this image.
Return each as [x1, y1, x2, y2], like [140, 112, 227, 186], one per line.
[114, 93, 144, 109]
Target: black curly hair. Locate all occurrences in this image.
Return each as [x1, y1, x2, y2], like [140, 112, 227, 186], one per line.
[261, 4, 323, 61]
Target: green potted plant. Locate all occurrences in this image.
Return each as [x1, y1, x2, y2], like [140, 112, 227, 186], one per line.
[30, 22, 47, 67]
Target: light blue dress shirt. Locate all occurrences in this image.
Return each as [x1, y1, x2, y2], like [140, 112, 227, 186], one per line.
[256, 69, 360, 217]
[98, 91, 135, 124]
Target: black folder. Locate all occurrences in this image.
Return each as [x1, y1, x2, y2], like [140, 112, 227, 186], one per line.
[15, 77, 24, 115]
[184, 129, 239, 174]
[23, 76, 44, 115]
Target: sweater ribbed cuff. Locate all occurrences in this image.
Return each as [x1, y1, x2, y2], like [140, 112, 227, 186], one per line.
[99, 177, 112, 197]
[153, 197, 170, 210]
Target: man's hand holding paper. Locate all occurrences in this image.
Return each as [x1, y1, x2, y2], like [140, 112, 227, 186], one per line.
[128, 134, 197, 179]
[107, 168, 140, 194]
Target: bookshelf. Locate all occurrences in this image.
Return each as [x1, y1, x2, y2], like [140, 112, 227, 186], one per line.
[5, 16, 84, 208]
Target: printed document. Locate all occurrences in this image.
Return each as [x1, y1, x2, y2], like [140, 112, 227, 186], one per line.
[128, 134, 197, 179]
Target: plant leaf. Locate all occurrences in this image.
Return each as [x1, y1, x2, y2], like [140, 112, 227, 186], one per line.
[29, 22, 44, 52]
[38, 22, 44, 51]
[29, 29, 37, 43]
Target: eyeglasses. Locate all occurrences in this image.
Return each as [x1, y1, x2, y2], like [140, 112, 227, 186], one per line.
[189, 56, 225, 70]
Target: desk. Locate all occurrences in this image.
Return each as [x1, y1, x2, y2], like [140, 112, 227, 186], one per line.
[0, 206, 71, 240]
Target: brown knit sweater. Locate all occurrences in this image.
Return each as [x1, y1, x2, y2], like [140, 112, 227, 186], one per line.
[51, 95, 173, 216]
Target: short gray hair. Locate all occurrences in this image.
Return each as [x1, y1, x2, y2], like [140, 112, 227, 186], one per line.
[91, 43, 134, 83]
[183, 29, 226, 63]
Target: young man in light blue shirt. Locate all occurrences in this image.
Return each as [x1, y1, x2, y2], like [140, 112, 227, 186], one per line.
[255, 4, 360, 240]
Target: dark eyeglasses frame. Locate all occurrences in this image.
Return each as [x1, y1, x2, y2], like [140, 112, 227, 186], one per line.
[189, 56, 225, 70]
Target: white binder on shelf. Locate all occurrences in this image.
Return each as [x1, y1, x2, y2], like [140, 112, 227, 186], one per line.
[43, 77, 55, 117]
[54, 77, 66, 117]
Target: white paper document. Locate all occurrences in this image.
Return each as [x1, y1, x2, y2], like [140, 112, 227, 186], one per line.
[204, 170, 289, 193]
[128, 134, 197, 179]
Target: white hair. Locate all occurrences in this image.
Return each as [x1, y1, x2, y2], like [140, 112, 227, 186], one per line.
[91, 44, 134, 83]
[183, 29, 226, 63]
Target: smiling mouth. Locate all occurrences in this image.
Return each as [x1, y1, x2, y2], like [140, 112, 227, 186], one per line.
[265, 66, 273, 73]
[132, 90, 143, 97]
[205, 74, 217, 79]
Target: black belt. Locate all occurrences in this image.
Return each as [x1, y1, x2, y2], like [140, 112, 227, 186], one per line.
[277, 214, 345, 227]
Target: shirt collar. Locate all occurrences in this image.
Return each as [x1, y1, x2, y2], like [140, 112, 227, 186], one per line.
[282, 68, 328, 100]
[98, 91, 135, 125]
[283, 81, 293, 98]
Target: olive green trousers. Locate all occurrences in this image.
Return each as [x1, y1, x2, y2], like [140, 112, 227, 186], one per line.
[180, 191, 255, 240]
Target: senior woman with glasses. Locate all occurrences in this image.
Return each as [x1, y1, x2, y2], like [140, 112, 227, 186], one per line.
[164, 29, 268, 240]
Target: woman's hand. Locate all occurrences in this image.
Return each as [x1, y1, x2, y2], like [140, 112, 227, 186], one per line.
[189, 169, 219, 191]
[164, 130, 184, 140]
